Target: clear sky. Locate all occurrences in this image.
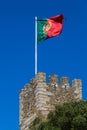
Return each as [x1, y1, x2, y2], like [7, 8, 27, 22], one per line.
[0, 0, 87, 130]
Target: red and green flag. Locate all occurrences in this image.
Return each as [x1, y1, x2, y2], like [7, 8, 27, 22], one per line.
[37, 14, 64, 43]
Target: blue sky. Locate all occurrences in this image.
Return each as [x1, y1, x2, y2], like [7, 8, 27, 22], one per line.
[0, 0, 87, 130]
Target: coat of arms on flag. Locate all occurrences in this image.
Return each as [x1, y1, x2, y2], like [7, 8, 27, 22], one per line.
[37, 14, 64, 43]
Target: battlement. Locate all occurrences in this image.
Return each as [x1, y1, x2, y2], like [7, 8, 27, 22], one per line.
[72, 79, 82, 87]
[36, 72, 46, 82]
[49, 74, 58, 83]
[35, 72, 81, 87]
[19, 72, 82, 130]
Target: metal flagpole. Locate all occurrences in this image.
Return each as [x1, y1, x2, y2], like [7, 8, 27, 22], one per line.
[35, 16, 37, 75]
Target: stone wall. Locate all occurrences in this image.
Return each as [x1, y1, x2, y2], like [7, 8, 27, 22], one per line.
[19, 72, 82, 130]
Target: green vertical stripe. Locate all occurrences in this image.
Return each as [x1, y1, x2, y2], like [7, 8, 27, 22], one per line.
[37, 20, 47, 43]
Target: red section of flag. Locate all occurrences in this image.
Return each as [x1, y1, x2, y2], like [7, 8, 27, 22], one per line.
[46, 14, 64, 39]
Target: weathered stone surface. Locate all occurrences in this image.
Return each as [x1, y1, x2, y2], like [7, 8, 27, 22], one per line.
[19, 72, 82, 130]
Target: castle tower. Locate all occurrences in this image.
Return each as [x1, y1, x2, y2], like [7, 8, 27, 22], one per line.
[19, 72, 82, 130]
[72, 79, 82, 100]
[35, 72, 53, 118]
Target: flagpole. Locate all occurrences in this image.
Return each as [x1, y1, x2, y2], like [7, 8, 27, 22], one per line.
[35, 16, 37, 75]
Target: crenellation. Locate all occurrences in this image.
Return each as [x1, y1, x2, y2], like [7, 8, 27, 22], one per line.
[19, 72, 82, 130]
[30, 78, 35, 84]
[36, 72, 46, 82]
[72, 79, 82, 87]
[49, 75, 59, 92]
[49, 75, 58, 84]
[72, 79, 82, 100]
[60, 77, 69, 86]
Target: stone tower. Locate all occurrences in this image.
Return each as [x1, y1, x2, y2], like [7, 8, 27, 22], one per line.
[19, 72, 82, 130]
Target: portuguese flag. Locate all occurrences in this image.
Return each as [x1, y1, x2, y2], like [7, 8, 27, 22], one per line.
[37, 14, 64, 43]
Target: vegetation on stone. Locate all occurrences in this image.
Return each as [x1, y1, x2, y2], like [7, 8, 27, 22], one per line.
[31, 100, 87, 130]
